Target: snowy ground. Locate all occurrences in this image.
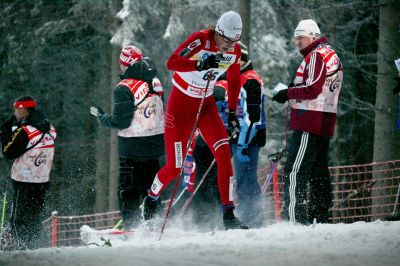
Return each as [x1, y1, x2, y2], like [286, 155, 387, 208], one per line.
[1, 220, 399, 266]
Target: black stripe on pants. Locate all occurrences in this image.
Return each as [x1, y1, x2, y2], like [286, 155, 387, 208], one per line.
[282, 131, 332, 224]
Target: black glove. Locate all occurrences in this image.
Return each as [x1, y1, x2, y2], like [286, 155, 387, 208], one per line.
[393, 77, 400, 94]
[272, 89, 289, 104]
[228, 109, 240, 138]
[195, 54, 222, 71]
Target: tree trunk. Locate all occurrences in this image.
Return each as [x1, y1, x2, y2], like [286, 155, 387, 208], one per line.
[94, 46, 113, 212]
[237, 0, 251, 47]
[108, 47, 120, 212]
[94, 0, 122, 213]
[372, 0, 400, 219]
[94, 48, 120, 213]
[373, 0, 400, 163]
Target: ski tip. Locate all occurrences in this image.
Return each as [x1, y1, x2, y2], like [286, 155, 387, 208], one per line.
[108, 229, 135, 235]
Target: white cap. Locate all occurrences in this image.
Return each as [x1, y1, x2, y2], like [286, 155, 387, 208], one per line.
[215, 11, 242, 41]
[294, 19, 321, 38]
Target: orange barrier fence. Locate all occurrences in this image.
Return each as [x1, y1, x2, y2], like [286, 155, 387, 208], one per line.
[42, 159, 400, 247]
[329, 160, 400, 223]
[42, 211, 121, 247]
[259, 159, 400, 223]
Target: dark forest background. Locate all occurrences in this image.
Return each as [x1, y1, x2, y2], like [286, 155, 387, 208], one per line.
[1, 0, 399, 217]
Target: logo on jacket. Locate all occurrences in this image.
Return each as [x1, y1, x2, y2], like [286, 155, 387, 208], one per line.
[201, 53, 210, 60]
[34, 152, 47, 167]
[144, 103, 156, 118]
[329, 75, 340, 92]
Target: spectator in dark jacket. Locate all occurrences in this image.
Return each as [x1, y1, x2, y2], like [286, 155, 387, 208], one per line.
[1, 96, 56, 249]
[90, 45, 165, 229]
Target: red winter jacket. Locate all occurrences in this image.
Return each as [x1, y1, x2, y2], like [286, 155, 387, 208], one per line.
[166, 29, 242, 110]
[287, 37, 340, 137]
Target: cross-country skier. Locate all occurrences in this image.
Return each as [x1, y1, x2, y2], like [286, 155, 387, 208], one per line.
[189, 42, 267, 229]
[144, 11, 249, 230]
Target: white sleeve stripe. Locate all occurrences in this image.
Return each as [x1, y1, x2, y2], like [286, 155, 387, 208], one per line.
[306, 53, 325, 87]
[306, 53, 316, 85]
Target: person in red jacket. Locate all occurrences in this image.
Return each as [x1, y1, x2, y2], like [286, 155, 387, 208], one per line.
[144, 11, 248, 229]
[272, 19, 343, 224]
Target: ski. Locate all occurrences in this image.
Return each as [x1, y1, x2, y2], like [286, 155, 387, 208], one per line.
[80, 225, 135, 245]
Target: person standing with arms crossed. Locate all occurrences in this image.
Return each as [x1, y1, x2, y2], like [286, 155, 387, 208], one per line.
[272, 19, 343, 224]
[144, 11, 248, 230]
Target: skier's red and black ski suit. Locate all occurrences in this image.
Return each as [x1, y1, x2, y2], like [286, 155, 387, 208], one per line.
[149, 29, 241, 206]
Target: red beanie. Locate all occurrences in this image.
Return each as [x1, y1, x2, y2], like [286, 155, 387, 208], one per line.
[119, 45, 143, 66]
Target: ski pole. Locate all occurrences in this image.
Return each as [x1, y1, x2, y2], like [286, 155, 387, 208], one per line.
[1, 192, 6, 229]
[172, 187, 188, 208]
[112, 218, 123, 230]
[161, 187, 188, 208]
[159, 70, 214, 240]
[179, 158, 216, 216]
[392, 183, 400, 215]
[329, 180, 377, 211]
[1, 180, 7, 230]
[261, 150, 284, 194]
[179, 131, 238, 217]
[261, 162, 276, 195]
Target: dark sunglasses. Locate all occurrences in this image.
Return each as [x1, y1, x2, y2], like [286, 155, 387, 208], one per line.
[217, 32, 240, 43]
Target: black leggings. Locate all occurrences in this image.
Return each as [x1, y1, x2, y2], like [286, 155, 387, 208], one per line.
[118, 158, 160, 227]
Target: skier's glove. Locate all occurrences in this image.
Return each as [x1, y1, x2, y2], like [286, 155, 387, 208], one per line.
[228, 109, 240, 138]
[195, 54, 222, 71]
[393, 77, 400, 94]
[272, 89, 288, 104]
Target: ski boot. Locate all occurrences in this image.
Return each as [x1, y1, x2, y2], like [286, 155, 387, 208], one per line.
[142, 195, 158, 221]
[223, 207, 249, 230]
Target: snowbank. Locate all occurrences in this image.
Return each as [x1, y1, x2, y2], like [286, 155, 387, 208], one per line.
[1, 220, 399, 266]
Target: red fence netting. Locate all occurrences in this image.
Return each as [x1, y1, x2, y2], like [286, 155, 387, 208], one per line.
[42, 159, 400, 247]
